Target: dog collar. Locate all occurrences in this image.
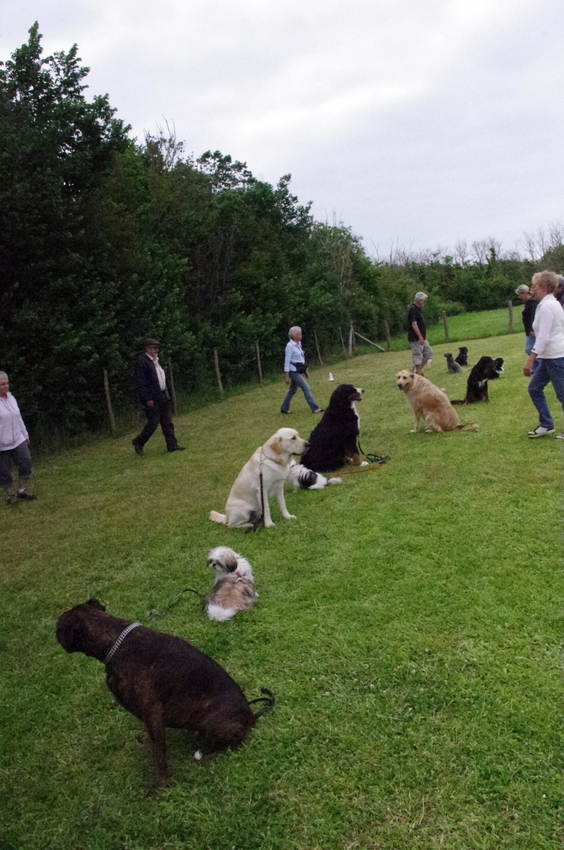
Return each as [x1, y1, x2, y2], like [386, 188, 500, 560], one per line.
[260, 449, 285, 467]
[104, 622, 141, 664]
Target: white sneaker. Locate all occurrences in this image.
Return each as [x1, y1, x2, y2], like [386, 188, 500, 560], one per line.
[555, 433, 564, 440]
[527, 426, 555, 438]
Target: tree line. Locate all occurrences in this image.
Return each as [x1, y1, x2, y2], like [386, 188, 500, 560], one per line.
[1, 25, 561, 440]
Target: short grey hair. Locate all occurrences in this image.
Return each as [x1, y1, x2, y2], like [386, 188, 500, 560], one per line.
[532, 270, 558, 293]
[288, 326, 301, 340]
[0, 371, 8, 382]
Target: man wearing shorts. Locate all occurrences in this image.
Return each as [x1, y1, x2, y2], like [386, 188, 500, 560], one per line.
[407, 292, 432, 375]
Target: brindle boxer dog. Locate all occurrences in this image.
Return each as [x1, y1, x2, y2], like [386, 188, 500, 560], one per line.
[56, 598, 274, 794]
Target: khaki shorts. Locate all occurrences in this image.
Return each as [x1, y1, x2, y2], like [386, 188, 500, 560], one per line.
[409, 340, 433, 366]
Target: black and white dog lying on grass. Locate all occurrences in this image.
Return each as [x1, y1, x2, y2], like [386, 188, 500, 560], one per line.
[286, 460, 342, 490]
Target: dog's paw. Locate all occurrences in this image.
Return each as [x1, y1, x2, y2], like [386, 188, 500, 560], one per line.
[194, 750, 203, 762]
[264, 520, 275, 528]
[359, 461, 369, 467]
[284, 514, 297, 520]
[327, 477, 342, 485]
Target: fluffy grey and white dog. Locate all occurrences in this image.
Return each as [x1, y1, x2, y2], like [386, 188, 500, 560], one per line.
[206, 547, 257, 622]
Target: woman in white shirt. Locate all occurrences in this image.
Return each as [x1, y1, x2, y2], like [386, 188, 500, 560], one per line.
[0, 371, 37, 503]
[523, 271, 564, 439]
[280, 327, 323, 415]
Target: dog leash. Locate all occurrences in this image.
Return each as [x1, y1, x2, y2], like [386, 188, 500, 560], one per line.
[245, 450, 267, 533]
[336, 465, 385, 477]
[150, 588, 204, 618]
[356, 438, 389, 464]
[104, 622, 141, 664]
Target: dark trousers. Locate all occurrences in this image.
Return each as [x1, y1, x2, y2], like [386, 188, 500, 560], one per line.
[135, 392, 178, 450]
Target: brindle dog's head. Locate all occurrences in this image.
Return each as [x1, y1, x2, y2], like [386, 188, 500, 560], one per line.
[56, 598, 106, 654]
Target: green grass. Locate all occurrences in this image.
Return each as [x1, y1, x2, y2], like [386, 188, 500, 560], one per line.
[1, 324, 563, 850]
[383, 307, 519, 354]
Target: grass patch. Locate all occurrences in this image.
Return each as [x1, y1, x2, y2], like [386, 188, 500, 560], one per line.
[383, 307, 519, 354]
[1, 328, 562, 849]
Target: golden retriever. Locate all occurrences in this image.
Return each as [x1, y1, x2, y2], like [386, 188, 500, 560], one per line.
[210, 427, 309, 528]
[396, 370, 478, 432]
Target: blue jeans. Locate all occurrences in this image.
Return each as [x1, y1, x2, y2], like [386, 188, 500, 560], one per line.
[525, 335, 538, 373]
[527, 357, 564, 430]
[281, 371, 319, 413]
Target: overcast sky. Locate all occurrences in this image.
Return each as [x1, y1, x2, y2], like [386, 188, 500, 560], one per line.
[3, 0, 564, 259]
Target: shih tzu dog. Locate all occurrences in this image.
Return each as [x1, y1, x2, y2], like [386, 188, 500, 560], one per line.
[206, 546, 258, 622]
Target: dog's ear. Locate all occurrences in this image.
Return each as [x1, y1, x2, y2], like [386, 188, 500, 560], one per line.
[268, 435, 283, 455]
[222, 551, 238, 572]
[86, 598, 106, 612]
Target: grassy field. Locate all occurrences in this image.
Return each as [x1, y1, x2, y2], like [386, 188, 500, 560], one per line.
[1, 325, 562, 850]
[382, 307, 519, 353]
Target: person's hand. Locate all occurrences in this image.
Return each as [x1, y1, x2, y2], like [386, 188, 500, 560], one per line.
[523, 355, 535, 377]
[146, 400, 154, 408]
[284, 375, 290, 385]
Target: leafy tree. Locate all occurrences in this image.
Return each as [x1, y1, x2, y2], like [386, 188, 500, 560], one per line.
[0, 23, 131, 433]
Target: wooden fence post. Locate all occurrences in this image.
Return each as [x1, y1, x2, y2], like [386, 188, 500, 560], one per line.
[103, 370, 116, 435]
[167, 357, 177, 416]
[507, 300, 513, 334]
[339, 327, 347, 355]
[442, 311, 449, 343]
[255, 341, 263, 383]
[213, 348, 224, 394]
[314, 331, 323, 365]
[384, 320, 392, 351]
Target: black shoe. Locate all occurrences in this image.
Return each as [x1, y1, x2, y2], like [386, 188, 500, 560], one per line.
[168, 446, 185, 452]
[17, 490, 37, 501]
[132, 439, 143, 455]
[312, 408, 324, 414]
[280, 410, 291, 414]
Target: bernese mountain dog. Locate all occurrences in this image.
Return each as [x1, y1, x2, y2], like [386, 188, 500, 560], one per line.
[301, 384, 367, 472]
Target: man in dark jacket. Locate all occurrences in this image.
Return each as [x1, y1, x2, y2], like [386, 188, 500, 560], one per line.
[132, 338, 184, 455]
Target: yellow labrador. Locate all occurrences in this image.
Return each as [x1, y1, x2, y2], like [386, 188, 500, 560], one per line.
[210, 428, 309, 528]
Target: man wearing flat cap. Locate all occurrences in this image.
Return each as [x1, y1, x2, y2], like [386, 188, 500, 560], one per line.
[132, 338, 184, 455]
[407, 292, 432, 374]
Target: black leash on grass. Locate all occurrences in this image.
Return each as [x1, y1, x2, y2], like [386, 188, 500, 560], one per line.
[356, 438, 389, 464]
[150, 587, 205, 618]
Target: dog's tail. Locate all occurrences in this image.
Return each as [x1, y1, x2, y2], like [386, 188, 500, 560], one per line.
[249, 687, 275, 719]
[206, 602, 236, 622]
[456, 423, 479, 431]
[451, 399, 466, 406]
[209, 510, 227, 524]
